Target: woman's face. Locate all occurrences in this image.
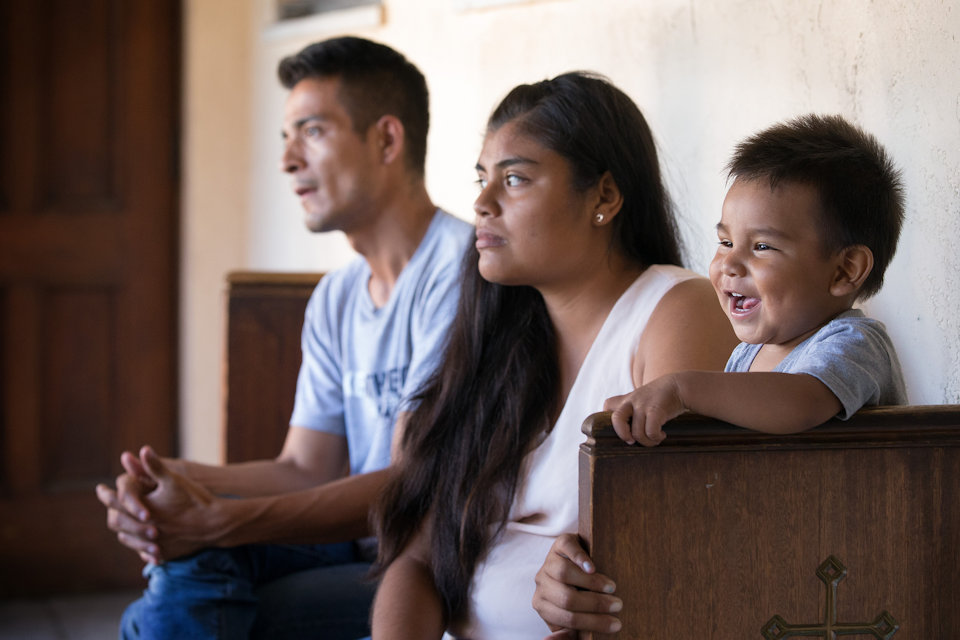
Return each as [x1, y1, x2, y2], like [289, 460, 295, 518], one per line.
[473, 120, 598, 289]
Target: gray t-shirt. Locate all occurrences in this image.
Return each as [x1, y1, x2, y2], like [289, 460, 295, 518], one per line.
[724, 309, 907, 419]
[290, 209, 473, 475]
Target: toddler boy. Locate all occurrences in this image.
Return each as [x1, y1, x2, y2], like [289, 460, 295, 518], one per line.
[607, 114, 907, 445]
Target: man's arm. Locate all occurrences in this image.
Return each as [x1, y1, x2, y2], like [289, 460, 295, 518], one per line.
[172, 426, 350, 497]
[96, 426, 355, 562]
[98, 445, 387, 563]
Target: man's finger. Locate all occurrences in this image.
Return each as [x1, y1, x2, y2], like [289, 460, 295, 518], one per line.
[95, 483, 119, 510]
[118, 531, 161, 560]
[116, 474, 152, 522]
[120, 450, 150, 482]
[139, 445, 169, 484]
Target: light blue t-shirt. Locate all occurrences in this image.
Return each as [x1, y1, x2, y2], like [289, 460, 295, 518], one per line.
[290, 209, 473, 475]
[724, 309, 907, 419]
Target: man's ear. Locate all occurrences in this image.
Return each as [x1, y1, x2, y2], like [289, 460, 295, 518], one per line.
[372, 115, 405, 165]
[592, 171, 624, 226]
[830, 244, 874, 297]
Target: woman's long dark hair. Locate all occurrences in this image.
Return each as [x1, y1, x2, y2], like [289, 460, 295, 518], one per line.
[373, 72, 683, 624]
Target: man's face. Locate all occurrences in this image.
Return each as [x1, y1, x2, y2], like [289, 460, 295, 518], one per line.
[280, 76, 381, 233]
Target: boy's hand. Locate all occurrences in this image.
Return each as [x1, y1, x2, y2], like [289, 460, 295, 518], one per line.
[603, 374, 686, 446]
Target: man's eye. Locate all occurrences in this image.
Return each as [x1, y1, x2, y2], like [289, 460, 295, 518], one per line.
[505, 174, 524, 187]
[475, 177, 488, 189]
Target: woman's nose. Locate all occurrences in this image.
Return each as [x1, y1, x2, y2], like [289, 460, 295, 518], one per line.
[473, 184, 497, 218]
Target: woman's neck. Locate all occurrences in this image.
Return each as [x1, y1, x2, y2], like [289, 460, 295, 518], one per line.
[543, 260, 645, 404]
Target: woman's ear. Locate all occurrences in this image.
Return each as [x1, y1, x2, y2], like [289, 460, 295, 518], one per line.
[592, 171, 624, 226]
[830, 244, 874, 298]
[373, 115, 405, 165]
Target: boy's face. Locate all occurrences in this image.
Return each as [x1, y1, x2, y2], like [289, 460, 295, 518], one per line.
[708, 178, 849, 352]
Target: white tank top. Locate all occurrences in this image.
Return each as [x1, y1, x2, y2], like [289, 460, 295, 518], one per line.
[450, 265, 700, 639]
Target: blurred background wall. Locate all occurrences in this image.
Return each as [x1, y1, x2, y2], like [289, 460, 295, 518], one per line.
[181, 0, 960, 462]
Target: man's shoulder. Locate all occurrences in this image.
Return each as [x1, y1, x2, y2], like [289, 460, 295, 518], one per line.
[427, 209, 474, 247]
[408, 210, 473, 278]
[308, 255, 370, 305]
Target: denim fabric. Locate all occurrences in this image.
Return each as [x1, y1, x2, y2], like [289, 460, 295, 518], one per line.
[120, 542, 374, 640]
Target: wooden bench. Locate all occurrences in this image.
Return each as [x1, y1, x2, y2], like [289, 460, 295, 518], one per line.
[223, 272, 959, 638]
[579, 406, 960, 639]
[223, 271, 322, 462]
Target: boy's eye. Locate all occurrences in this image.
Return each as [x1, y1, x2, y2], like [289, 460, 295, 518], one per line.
[754, 242, 774, 251]
[475, 177, 488, 189]
[717, 239, 733, 248]
[505, 174, 524, 187]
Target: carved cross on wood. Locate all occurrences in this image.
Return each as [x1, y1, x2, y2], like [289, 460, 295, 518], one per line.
[761, 556, 899, 639]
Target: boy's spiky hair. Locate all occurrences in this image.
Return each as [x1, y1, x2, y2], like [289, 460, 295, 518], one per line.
[727, 114, 904, 299]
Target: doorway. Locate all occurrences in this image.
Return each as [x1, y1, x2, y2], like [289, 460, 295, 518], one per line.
[0, 0, 180, 595]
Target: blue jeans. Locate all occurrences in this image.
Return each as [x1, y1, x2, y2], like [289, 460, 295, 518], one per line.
[119, 542, 376, 639]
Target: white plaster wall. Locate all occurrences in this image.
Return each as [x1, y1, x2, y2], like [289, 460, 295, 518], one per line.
[182, 0, 960, 462]
[179, 0, 253, 461]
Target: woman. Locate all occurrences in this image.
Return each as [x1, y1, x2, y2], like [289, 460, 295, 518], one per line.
[371, 72, 737, 638]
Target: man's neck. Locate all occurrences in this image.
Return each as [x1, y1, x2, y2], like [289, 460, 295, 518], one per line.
[346, 185, 436, 308]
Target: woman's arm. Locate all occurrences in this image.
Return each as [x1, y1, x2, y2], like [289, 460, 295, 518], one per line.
[371, 522, 446, 640]
[534, 276, 737, 632]
[632, 277, 738, 385]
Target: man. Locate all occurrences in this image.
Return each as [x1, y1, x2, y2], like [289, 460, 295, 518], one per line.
[96, 36, 473, 639]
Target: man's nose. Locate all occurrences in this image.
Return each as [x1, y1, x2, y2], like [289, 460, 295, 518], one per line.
[281, 139, 304, 173]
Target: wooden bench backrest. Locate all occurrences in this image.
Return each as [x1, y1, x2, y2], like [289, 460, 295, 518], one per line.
[223, 271, 322, 462]
[579, 405, 960, 639]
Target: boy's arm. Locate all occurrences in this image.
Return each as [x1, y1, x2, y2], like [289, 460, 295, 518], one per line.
[606, 371, 842, 445]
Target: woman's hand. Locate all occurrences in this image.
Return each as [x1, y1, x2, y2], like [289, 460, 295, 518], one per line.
[533, 534, 622, 636]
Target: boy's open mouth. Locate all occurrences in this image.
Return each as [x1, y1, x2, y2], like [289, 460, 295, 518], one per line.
[730, 292, 760, 313]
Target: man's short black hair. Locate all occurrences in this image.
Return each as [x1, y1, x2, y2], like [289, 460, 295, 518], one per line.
[278, 36, 429, 175]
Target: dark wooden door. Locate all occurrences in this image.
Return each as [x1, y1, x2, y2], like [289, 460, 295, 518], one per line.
[0, 0, 180, 596]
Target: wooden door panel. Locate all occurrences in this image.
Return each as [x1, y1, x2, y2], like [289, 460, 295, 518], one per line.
[0, 0, 179, 596]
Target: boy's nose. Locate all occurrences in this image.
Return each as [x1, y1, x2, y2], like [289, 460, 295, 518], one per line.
[720, 250, 746, 276]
